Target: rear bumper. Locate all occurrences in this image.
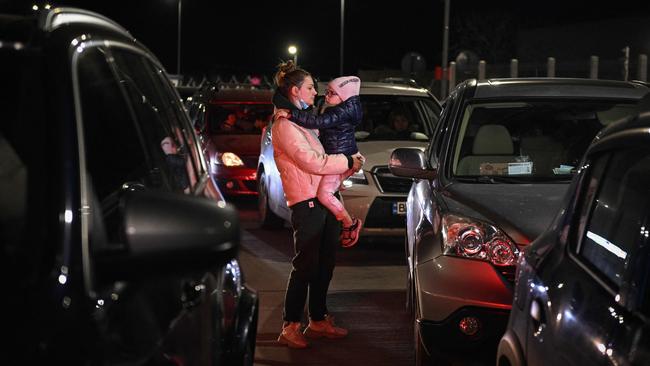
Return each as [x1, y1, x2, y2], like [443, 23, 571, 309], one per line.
[214, 167, 258, 196]
[343, 191, 407, 237]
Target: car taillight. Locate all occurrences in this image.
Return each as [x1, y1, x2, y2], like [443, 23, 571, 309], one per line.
[442, 214, 519, 266]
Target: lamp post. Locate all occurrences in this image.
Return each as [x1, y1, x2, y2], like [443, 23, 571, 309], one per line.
[440, 0, 450, 99]
[288, 45, 298, 65]
[176, 0, 182, 76]
[340, 0, 345, 74]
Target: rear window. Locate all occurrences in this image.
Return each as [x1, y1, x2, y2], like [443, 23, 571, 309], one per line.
[205, 102, 273, 135]
[316, 95, 439, 142]
[451, 100, 639, 181]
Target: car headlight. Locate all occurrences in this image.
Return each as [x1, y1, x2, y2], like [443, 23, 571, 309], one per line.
[217, 152, 244, 167]
[442, 214, 519, 266]
[342, 169, 368, 188]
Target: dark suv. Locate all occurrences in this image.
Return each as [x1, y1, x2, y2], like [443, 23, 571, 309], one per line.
[1, 7, 257, 365]
[497, 95, 650, 366]
[187, 83, 274, 197]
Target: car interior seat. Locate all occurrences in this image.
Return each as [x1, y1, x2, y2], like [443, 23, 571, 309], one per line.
[456, 124, 517, 175]
[519, 134, 564, 175]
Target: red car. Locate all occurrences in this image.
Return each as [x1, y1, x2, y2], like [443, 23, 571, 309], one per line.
[188, 84, 274, 196]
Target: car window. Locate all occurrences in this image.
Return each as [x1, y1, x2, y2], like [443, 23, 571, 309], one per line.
[205, 102, 273, 135]
[351, 95, 434, 141]
[77, 48, 156, 201]
[430, 96, 455, 164]
[109, 48, 198, 193]
[576, 148, 650, 290]
[0, 46, 49, 257]
[450, 100, 638, 180]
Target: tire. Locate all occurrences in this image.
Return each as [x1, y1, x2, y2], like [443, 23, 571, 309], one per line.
[257, 170, 284, 229]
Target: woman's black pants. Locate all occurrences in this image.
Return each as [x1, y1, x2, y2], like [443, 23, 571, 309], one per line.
[283, 197, 341, 322]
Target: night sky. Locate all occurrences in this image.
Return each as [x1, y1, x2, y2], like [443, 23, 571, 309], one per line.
[2, 0, 648, 81]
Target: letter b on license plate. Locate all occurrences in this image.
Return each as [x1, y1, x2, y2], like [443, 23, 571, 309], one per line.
[392, 201, 407, 215]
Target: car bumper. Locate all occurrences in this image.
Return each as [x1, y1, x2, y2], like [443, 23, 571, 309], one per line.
[213, 166, 258, 196]
[416, 256, 513, 346]
[417, 307, 510, 351]
[342, 187, 407, 237]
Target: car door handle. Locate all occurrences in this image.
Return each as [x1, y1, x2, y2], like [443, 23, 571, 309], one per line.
[121, 181, 146, 192]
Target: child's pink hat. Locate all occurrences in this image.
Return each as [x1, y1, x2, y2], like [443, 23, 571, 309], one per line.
[329, 76, 360, 101]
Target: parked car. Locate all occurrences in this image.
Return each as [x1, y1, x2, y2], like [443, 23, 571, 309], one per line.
[2, 7, 258, 365]
[257, 81, 441, 235]
[188, 83, 274, 197]
[388, 78, 648, 364]
[496, 94, 650, 366]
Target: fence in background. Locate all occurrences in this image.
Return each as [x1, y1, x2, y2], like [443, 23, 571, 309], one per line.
[175, 54, 649, 101]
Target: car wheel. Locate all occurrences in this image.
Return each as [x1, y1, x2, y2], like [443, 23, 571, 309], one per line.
[258, 170, 283, 229]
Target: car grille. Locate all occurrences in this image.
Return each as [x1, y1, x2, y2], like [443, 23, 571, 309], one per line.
[364, 197, 407, 228]
[372, 166, 413, 193]
[242, 180, 258, 191]
[243, 156, 258, 168]
[498, 265, 516, 285]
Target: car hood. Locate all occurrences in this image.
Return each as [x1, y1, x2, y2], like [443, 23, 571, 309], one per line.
[442, 183, 570, 245]
[357, 140, 428, 169]
[209, 134, 261, 156]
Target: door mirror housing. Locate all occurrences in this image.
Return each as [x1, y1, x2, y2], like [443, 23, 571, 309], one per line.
[94, 191, 239, 282]
[389, 147, 437, 179]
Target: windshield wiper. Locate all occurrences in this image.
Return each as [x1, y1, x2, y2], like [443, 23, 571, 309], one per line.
[454, 176, 496, 183]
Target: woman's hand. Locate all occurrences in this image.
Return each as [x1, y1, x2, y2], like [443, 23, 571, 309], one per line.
[275, 109, 290, 120]
[351, 155, 364, 171]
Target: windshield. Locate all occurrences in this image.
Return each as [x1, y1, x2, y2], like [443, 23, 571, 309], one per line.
[205, 102, 273, 135]
[317, 95, 439, 141]
[451, 100, 638, 181]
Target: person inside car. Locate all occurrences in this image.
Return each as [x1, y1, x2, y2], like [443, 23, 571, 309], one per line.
[161, 136, 190, 193]
[220, 112, 239, 131]
[276, 75, 365, 248]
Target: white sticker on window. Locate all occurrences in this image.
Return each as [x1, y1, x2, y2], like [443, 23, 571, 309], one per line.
[508, 162, 533, 175]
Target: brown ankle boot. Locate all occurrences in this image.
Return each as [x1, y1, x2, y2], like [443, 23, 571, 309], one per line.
[277, 322, 309, 348]
[303, 315, 348, 339]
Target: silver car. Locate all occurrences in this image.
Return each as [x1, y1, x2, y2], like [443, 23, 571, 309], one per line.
[389, 78, 648, 365]
[257, 82, 441, 238]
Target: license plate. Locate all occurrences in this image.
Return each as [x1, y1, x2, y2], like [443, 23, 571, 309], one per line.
[392, 201, 407, 215]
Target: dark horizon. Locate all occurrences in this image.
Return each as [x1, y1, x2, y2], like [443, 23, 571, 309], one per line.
[3, 1, 649, 80]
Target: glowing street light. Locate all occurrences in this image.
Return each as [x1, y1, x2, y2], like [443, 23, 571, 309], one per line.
[288, 45, 298, 65]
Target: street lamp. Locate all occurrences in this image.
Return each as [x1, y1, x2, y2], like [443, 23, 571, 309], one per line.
[288, 45, 298, 65]
[176, 0, 182, 76]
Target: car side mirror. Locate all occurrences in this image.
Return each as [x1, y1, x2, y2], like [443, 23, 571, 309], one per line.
[389, 147, 437, 179]
[94, 190, 239, 283]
